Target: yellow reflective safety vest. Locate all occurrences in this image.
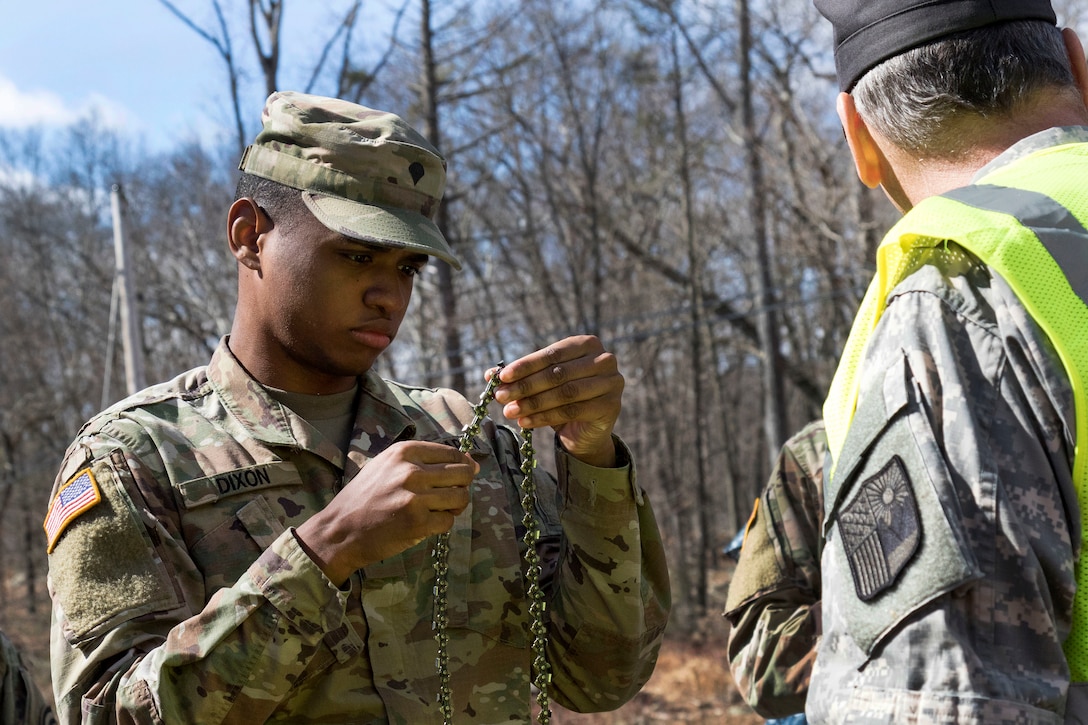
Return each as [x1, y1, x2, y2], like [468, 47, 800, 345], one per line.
[823, 140, 1088, 678]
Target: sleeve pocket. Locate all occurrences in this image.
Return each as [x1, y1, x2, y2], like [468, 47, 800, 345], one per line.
[825, 352, 983, 656]
[49, 456, 181, 642]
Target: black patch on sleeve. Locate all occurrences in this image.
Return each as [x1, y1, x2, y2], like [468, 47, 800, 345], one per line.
[838, 456, 921, 601]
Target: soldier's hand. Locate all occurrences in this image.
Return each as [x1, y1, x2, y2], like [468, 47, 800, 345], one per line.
[295, 440, 478, 585]
[491, 335, 623, 468]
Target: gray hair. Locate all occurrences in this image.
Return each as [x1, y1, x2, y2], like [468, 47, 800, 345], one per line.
[852, 20, 1076, 157]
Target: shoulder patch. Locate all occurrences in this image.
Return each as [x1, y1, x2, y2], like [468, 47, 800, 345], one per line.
[44, 468, 103, 553]
[838, 456, 920, 601]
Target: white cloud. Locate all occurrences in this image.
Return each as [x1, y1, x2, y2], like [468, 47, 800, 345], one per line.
[0, 76, 68, 128]
[0, 76, 134, 132]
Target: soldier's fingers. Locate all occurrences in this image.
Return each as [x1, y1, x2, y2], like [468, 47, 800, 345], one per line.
[425, 485, 470, 514]
[501, 371, 616, 419]
[412, 459, 478, 492]
[496, 345, 616, 407]
[399, 440, 476, 465]
[508, 388, 622, 431]
[495, 336, 605, 392]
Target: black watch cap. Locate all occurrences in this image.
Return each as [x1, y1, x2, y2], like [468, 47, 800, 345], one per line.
[814, 0, 1057, 91]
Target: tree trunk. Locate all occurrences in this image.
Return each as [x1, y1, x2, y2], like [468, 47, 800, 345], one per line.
[419, 0, 466, 392]
[672, 34, 712, 616]
[738, 0, 787, 461]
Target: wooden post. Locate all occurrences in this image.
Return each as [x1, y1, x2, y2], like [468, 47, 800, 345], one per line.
[111, 184, 146, 395]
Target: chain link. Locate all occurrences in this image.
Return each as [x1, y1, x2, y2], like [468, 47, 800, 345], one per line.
[518, 427, 553, 723]
[432, 362, 552, 724]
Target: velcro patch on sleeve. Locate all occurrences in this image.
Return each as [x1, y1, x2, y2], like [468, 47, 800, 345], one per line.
[44, 468, 102, 553]
[725, 497, 788, 616]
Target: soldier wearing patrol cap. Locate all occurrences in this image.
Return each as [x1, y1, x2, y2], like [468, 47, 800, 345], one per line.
[44, 91, 670, 724]
[807, 0, 1088, 721]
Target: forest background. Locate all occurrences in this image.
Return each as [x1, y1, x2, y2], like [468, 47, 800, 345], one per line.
[4, 1, 1085, 721]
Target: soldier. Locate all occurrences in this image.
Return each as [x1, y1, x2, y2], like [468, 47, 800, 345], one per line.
[0, 629, 55, 725]
[725, 420, 825, 721]
[808, 0, 1088, 721]
[44, 91, 670, 724]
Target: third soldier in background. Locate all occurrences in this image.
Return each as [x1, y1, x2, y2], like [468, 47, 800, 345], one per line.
[725, 421, 825, 722]
[0, 630, 55, 725]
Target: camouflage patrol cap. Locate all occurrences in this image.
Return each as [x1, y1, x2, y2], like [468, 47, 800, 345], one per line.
[814, 0, 1057, 91]
[238, 91, 461, 269]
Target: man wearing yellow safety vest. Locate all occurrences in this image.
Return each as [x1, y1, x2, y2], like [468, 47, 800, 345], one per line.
[808, 0, 1088, 722]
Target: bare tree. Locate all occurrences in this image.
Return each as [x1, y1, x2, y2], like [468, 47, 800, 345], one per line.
[158, 0, 249, 155]
[418, 0, 467, 391]
[670, 32, 714, 616]
[736, 0, 788, 459]
[156, 0, 378, 155]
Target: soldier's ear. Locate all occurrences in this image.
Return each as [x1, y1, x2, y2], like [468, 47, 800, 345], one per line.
[837, 92, 884, 189]
[1062, 28, 1088, 111]
[227, 197, 271, 272]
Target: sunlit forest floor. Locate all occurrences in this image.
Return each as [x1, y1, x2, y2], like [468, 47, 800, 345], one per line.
[3, 564, 762, 723]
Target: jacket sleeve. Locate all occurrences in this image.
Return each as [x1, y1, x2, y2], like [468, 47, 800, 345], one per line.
[490, 428, 671, 713]
[47, 431, 359, 725]
[724, 421, 826, 718]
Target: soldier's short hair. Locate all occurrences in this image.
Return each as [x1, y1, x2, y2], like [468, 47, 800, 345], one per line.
[852, 20, 1077, 157]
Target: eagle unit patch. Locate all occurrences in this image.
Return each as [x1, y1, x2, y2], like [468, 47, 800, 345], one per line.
[44, 468, 102, 553]
[838, 456, 920, 601]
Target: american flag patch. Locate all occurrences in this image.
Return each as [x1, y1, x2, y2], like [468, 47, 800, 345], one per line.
[44, 468, 102, 553]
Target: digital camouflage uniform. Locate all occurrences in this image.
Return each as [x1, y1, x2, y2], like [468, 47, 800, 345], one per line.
[0, 630, 56, 725]
[808, 128, 1086, 724]
[46, 339, 670, 724]
[725, 420, 825, 719]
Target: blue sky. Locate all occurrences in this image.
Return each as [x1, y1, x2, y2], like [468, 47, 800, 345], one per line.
[0, 1, 379, 151]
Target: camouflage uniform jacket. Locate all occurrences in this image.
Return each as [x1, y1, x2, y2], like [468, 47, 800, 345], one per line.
[725, 420, 826, 719]
[0, 630, 56, 725]
[808, 127, 1086, 724]
[46, 338, 670, 724]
